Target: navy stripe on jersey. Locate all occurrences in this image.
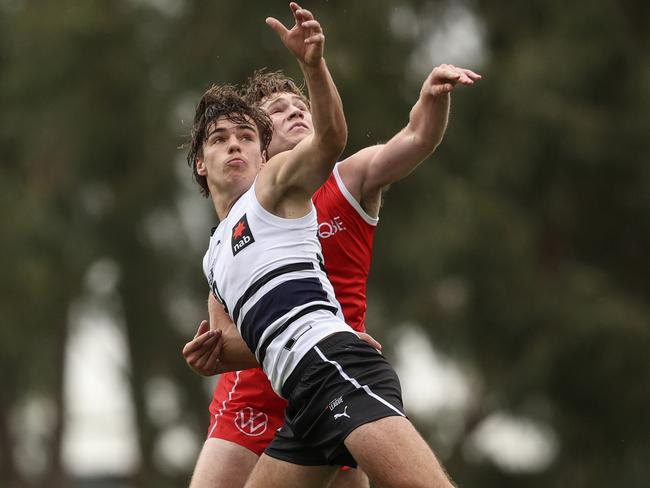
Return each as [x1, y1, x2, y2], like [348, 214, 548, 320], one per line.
[210, 279, 229, 314]
[257, 303, 338, 365]
[316, 253, 327, 273]
[239, 277, 334, 352]
[232, 262, 314, 325]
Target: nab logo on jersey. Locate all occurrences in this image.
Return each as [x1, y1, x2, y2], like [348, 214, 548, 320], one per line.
[231, 214, 255, 256]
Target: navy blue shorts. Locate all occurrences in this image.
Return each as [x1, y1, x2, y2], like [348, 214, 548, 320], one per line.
[265, 332, 405, 467]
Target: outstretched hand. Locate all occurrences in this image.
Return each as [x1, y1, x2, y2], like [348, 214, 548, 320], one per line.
[182, 320, 223, 376]
[266, 2, 325, 67]
[423, 64, 481, 97]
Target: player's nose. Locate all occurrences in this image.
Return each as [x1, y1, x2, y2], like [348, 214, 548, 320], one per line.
[288, 105, 304, 119]
[227, 135, 241, 151]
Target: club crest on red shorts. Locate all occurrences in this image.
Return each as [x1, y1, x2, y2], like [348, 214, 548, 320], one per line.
[234, 407, 269, 436]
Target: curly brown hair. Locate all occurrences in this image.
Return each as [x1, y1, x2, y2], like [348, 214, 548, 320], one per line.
[241, 69, 310, 108]
[186, 84, 273, 197]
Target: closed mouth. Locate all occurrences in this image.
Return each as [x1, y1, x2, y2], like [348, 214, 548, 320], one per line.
[226, 158, 245, 166]
[289, 122, 310, 131]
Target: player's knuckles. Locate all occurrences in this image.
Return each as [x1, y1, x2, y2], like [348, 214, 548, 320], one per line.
[297, 8, 313, 18]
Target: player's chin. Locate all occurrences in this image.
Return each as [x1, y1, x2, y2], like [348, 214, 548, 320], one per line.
[274, 135, 301, 153]
[288, 129, 311, 143]
[225, 170, 255, 187]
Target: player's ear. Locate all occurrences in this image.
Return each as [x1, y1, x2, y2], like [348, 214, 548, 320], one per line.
[196, 157, 207, 176]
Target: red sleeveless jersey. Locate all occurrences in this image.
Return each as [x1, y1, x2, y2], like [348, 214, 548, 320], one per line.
[312, 163, 378, 332]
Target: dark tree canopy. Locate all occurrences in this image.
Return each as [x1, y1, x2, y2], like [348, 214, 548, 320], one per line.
[1, 1, 648, 487]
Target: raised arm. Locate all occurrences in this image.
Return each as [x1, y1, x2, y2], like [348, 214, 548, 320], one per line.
[339, 64, 480, 208]
[257, 2, 347, 215]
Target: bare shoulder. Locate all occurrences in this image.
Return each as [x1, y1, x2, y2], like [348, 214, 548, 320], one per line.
[255, 149, 289, 199]
[255, 148, 314, 218]
[337, 144, 384, 201]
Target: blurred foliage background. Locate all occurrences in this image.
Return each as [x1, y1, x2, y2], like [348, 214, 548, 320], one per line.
[1, 0, 649, 487]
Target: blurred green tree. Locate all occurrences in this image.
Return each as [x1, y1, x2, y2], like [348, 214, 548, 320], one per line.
[1, 0, 648, 487]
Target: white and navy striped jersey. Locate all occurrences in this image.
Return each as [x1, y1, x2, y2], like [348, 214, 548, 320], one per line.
[202, 181, 353, 396]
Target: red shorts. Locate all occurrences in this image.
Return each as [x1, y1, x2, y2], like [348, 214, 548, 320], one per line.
[207, 367, 287, 456]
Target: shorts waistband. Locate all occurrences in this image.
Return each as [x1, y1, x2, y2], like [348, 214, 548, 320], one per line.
[281, 331, 356, 398]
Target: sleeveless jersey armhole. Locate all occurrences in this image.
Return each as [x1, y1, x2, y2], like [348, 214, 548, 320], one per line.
[333, 164, 379, 226]
[251, 178, 317, 229]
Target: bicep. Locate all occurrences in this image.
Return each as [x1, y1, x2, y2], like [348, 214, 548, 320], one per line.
[361, 129, 430, 191]
[337, 145, 387, 199]
[262, 134, 337, 199]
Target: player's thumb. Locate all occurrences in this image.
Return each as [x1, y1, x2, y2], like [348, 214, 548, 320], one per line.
[266, 17, 288, 38]
[196, 319, 210, 337]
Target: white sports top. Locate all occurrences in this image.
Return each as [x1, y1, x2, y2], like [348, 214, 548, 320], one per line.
[202, 181, 353, 395]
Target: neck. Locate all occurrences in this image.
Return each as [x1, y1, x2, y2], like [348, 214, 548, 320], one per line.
[207, 172, 257, 220]
[211, 187, 246, 220]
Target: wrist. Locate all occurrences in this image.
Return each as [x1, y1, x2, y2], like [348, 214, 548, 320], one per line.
[300, 57, 327, 76]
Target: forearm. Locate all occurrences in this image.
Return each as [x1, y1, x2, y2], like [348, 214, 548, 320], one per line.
[301, 58, 347, 163]
[214, 328, 259, 372]
[404, 62, 480, 156]
[208, 294, 259, 371]
[406, 91, 450, 154]
[356, 94, 450, 189]
[268, 58, 347, 199]
[262, 4, 348, 198]
[375, 92, 450, 182]
[351, 65, 478, 193]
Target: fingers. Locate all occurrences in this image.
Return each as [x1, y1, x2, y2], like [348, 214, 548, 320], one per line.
[273, 2, 324, 65]
[431, 83, 456, 96]
[201, 330, 224, 373]
[301, 20, 322, 32]
[428, 64, 481, 95]
[301, 19, 323, 44]
[437, 65, 471, 84]
[461, 67, 482, 81]
[305, 33, 325, 45]
[291, 3, 319, 38]
[291, 3, 314, 24]
[267, 8, 320, 41]
[266, 16, 288, 37]
[193, 330, 223, 374]
[194, 319, 210, 339]
[183, 327, 218, 356]
[183, 329, 223, 376]
[358, 332, 383, 351]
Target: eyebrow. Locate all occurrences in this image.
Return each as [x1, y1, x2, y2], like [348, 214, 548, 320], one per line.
[265, 98, 287, 110]
[207, 124, 256, 137]
[267, 94, 306, 108]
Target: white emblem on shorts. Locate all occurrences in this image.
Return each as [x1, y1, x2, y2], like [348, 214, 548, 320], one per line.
[327, 396, 343, 411]
[234, 407, 269, 436]
[333, 405, 350, 420]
